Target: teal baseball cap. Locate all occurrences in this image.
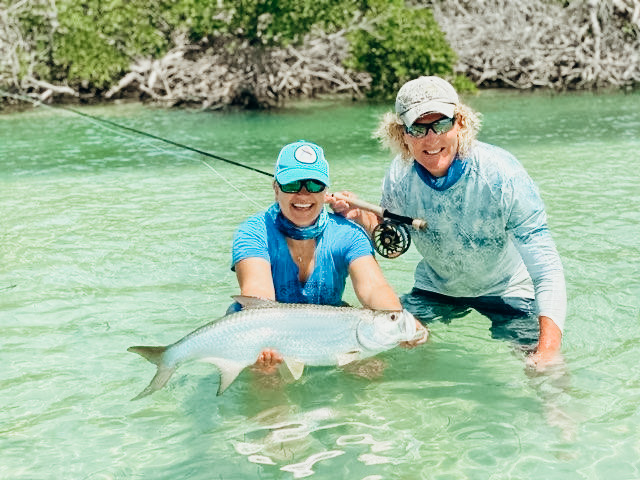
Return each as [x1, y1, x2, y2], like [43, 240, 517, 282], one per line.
[274, 140, 330, 186]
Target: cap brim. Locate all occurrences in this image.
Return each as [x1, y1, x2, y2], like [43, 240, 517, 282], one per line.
[401, 101, 456, 126]
[275, 168, 330, 186]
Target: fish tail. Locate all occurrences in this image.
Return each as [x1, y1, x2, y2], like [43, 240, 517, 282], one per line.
[128, 345, 166, 365]
[128, 345, 174, 401]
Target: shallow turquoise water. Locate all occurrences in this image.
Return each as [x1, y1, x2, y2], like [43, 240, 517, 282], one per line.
[1, 90, 639, 479]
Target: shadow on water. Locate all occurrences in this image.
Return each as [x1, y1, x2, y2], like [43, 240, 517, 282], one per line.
[122, 347, 462, 479]
[173, 362, 411, 478]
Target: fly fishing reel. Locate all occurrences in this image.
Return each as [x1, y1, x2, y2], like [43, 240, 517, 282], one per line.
[372, 220, 411, 258]
[328, 194, 426, 259]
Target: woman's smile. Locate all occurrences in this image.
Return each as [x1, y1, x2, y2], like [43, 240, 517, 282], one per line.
[292, 202, 313, 209]
[275, 186, 325, 227]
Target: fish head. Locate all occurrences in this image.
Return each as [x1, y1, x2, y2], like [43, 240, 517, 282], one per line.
[356, 309, 420, 352]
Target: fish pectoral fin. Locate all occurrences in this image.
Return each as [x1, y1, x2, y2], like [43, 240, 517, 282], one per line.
[283, 357, 305, 380]
[337, 351, 362, 366]
[202, 357, 247, 395]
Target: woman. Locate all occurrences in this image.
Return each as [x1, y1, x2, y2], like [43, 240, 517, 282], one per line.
[330, 76, 566, 369]
[231, 140, 426, 372]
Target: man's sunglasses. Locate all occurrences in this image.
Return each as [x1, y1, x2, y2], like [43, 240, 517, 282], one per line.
[278, 179, 327, 194]
[405, 116, 456, 138]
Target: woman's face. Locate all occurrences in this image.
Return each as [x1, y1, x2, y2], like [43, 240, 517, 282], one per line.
[404, 112, 460, 177]
[274, 181, 326, 227]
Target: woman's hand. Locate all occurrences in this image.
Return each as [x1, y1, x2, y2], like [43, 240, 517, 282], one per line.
[252, 348, 283, 375]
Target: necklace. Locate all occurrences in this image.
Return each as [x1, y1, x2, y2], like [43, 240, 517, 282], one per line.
[288, 240, 314, 266]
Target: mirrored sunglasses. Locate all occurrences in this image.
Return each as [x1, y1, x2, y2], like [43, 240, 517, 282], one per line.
[278, 179, 326, 194]
[405, 116, 456, 138]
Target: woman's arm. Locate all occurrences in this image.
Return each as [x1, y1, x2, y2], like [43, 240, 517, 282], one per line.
[348, 255, 402, 310]
[235, 258, 282, 373]
[234, 257, 276, 300]
[527, 315, 563, 369]
[349, 255, 428, 347]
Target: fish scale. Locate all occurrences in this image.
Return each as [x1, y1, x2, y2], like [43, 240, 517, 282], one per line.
[173, 306, 362, 363]
[128, 296, 422, 399]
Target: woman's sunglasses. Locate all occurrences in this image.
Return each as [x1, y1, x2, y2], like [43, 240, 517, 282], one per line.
[278, 179, 326, 194]
[405, 116, 456, 138]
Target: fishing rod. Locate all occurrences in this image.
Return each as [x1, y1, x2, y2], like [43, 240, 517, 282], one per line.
[1, 89, 427, 257]
[1, 89, 272, 177]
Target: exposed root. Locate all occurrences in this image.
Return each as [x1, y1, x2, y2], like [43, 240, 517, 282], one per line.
[427, 0, 640, 90]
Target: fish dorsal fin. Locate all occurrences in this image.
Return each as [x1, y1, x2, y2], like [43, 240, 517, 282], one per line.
[337, 350, 362, 366]
[232, 295, 279, 310]
[283, 357, 305, 380]
[202, 357, 247, 395]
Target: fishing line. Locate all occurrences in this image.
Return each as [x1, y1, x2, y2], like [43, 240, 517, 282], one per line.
[1, 89, 273, 178]
[2, 90, 427, 257]
[1, 89, 266, 208]
[199, 158, 264, 209]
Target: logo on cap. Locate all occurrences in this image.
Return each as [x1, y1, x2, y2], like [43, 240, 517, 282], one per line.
[423, 84, 441, 99]
[294, 145, 317, 164]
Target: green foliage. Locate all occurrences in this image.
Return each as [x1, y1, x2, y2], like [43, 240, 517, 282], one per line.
[5, 0, 468, 99]
[166, 0, 358, 47]
[52, 0, 169, 89]
[450, 74, 477, 94]
[160, 0, 227, 44]
[346, 1, 459, 98]
[346, 0, 462, 98]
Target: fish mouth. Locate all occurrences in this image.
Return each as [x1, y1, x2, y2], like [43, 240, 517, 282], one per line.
[410, 323, 428, 342]
[403, 311, 422, 341]
[356, 311, 420, 350]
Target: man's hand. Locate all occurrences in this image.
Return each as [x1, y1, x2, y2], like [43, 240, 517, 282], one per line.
[526, 315, 562, 370]
[326, 191, 382, 235]
[325, 191, 362, 220]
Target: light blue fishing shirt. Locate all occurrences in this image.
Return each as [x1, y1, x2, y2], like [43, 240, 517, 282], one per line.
[381, 141, 566, 330]
[232, 204, 374, 305]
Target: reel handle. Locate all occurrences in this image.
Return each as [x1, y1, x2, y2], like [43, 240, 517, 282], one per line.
[331, 195, 427, 230]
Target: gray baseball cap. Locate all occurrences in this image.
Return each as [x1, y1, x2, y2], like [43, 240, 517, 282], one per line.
[395, 76, 459, 126]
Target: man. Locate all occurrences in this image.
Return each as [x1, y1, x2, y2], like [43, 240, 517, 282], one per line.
[330, 76, 566, 369]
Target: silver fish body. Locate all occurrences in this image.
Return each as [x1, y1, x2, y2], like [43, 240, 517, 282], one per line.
[128, 296, 423, 399]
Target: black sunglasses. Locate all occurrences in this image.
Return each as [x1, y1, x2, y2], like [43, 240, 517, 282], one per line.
[278, 179, 326, 194]
[405, 116, 456, 138]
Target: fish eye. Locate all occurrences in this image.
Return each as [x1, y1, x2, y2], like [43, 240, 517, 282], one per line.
[390, 313, 397, 321]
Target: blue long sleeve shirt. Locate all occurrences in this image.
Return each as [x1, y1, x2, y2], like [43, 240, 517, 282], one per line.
[381, 141, 566, 330]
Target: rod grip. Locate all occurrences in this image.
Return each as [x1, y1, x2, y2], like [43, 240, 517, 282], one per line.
[329, 195, 427, 230]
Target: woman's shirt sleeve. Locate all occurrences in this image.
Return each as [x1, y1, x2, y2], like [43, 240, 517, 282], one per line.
[231, 215, 270, 271]
[342, 220, 375, 265]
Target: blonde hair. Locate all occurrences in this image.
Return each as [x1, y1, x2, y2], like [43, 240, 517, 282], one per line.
[373, 103, 482, 162]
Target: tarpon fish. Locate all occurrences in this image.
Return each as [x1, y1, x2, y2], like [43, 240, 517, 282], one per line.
[128, 296, 424, 399]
